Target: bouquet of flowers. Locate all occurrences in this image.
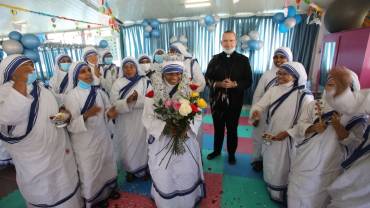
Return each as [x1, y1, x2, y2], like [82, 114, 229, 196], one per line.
[152, 82, 207, 155]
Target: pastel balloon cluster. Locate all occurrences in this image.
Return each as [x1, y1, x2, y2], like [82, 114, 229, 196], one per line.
[98, 40, 109, 49]
[199, 15, 220, 32]
[142, 19, 161, 38]
[240, 31, 264, 51]
[273, 6, 303, 33]
[2, 31, 41, 62]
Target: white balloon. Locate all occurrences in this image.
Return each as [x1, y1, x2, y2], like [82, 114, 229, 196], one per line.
[199, 18, 206, 27]
[240, 35, 250, 43]
[179, 35, 188, 44]
[2, 39, 24, 55]
[284, 17, 296, 28]
[170, 36, 178, 43]
[257, 40, 264, 50]
[241, 43, 248, 50]
[145, 25, 153, 32]
[248, 30, 259, 40]
[214, 15, 220, 23]
[207, 25, 216, 32]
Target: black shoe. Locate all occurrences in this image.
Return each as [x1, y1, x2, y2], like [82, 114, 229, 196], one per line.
[251, 161, 263, 172]
[228, 155, 236, 165]
[109, 190, 121, 200]
[207, 152, 220, 160]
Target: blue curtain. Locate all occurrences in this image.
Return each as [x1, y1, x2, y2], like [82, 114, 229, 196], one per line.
[37, 45, 83, 80]
[120, 15, 319, 103]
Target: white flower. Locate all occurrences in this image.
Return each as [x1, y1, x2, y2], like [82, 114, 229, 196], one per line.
[178, 102, 192, 116]
[178, 98, 190, 104]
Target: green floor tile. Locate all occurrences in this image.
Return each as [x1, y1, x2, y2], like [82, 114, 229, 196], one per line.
[202, 149, 225, 174]
[0, 190, 26, 208]
[240, 109, 250, 117]
[238, 126, 254, 138]
[221, 175, 280, 208]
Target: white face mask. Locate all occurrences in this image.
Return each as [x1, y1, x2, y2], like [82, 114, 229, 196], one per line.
[223, 47, 235, 55]
[324, 87, 358, 114]
[140, 63, 151, 73]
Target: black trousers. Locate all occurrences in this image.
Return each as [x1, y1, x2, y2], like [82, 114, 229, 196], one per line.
[211, 105, 242, 156]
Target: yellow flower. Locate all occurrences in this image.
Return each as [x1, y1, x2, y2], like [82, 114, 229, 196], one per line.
[191, 91, 200, 98]
[197, 98, 207, 109]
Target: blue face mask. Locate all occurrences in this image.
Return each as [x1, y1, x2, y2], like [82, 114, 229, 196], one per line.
[154, 54, 163, 64]
[78, 80, 91, 90]
[27, 71, 37, 85]
[104, 57, 113, 65]
[60, 63, 71, 72]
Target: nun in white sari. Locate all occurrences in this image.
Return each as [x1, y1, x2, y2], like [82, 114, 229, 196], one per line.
[142, 58, 205, 208]
[319, 67, 370, 208]
[110, 57, 151, 181]
[250, 62, 314, 203]
[99, 50, 120, 93]
[0, 55, 82, 207]
[82, 47, 102, 87]
[64, 61, 120, 207]
[288, 68, 368, 208]
[251, 47, 293, 171]
[49, 54, 72, 105]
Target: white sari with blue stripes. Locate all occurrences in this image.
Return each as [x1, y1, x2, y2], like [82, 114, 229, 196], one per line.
[288, 99, 368, 208]
[0, 82, 82, 207]
[110, 76, 151, 177]
[65, 86, 117, 207]
[142, 85, 205, 208]
[250, 83, 314, 203]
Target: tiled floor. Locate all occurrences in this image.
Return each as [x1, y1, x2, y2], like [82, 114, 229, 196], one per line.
[0, 108, 280, 208]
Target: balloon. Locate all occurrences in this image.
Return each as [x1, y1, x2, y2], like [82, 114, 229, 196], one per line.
[247, 40, 259, 50]
[21, 34, 41, 49]
[144, 31, 151, 38]
[257, 40, 264, 50]
[214, 15, 220, 23]
[273, 13, 286, 24]
[99, 40, 108, 48]
[294, 14, 303, 24]
[199, 18, 206, 27]
[151, 29, 160, 38]
[170, 36, 178, 43]
[287, 6, 297, 17]
[284, 17, 297, 28]
[23, 49, 39, 62]
[324, 0, 370, 33]
[150, 19, 160, 28]
[145, 25, 153, 32]
[241, 43, 248, 50]
[248, 30, 259, 40]
[279, 23, 289, 33]
[142, 19, 149, 27]
[179, 35, 188, 44]
[2, 39, 24, 55]
[240, 35, 250, 43]
[207, 25, 216, 32]
[8, 31, 22, 41]
[204, 15, 214, 26]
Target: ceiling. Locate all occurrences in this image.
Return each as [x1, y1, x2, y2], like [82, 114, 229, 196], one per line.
[0, 0, 334, 35]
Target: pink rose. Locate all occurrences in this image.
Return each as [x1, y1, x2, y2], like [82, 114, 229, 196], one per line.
[172, 101, 181, 110]
[164, 99, 172, 108]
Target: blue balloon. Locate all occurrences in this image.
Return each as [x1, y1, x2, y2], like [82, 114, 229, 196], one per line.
[150, 19, 160, 29]
[247, 40, 259, 50]
[144, 31, 151, 38]
[21, 34, 41, 49]
[151, 29, 160, 38]
[142, 19, 149, 27]
[294, 14, 302, 24]
[204, 15, 214, 26]
[99, 40, 109, 48]
[24, 49, 40, 62]
[279, 23, 289, 33]
[8, 31, 22, 41]
[287, 6, 297, 17]
[273, 12, 286, 24]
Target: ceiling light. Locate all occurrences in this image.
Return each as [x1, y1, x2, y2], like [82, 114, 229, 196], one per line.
[185, 0, 209, 3]
[233, 0, 240, 3]
[185, 2, 211, 8]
